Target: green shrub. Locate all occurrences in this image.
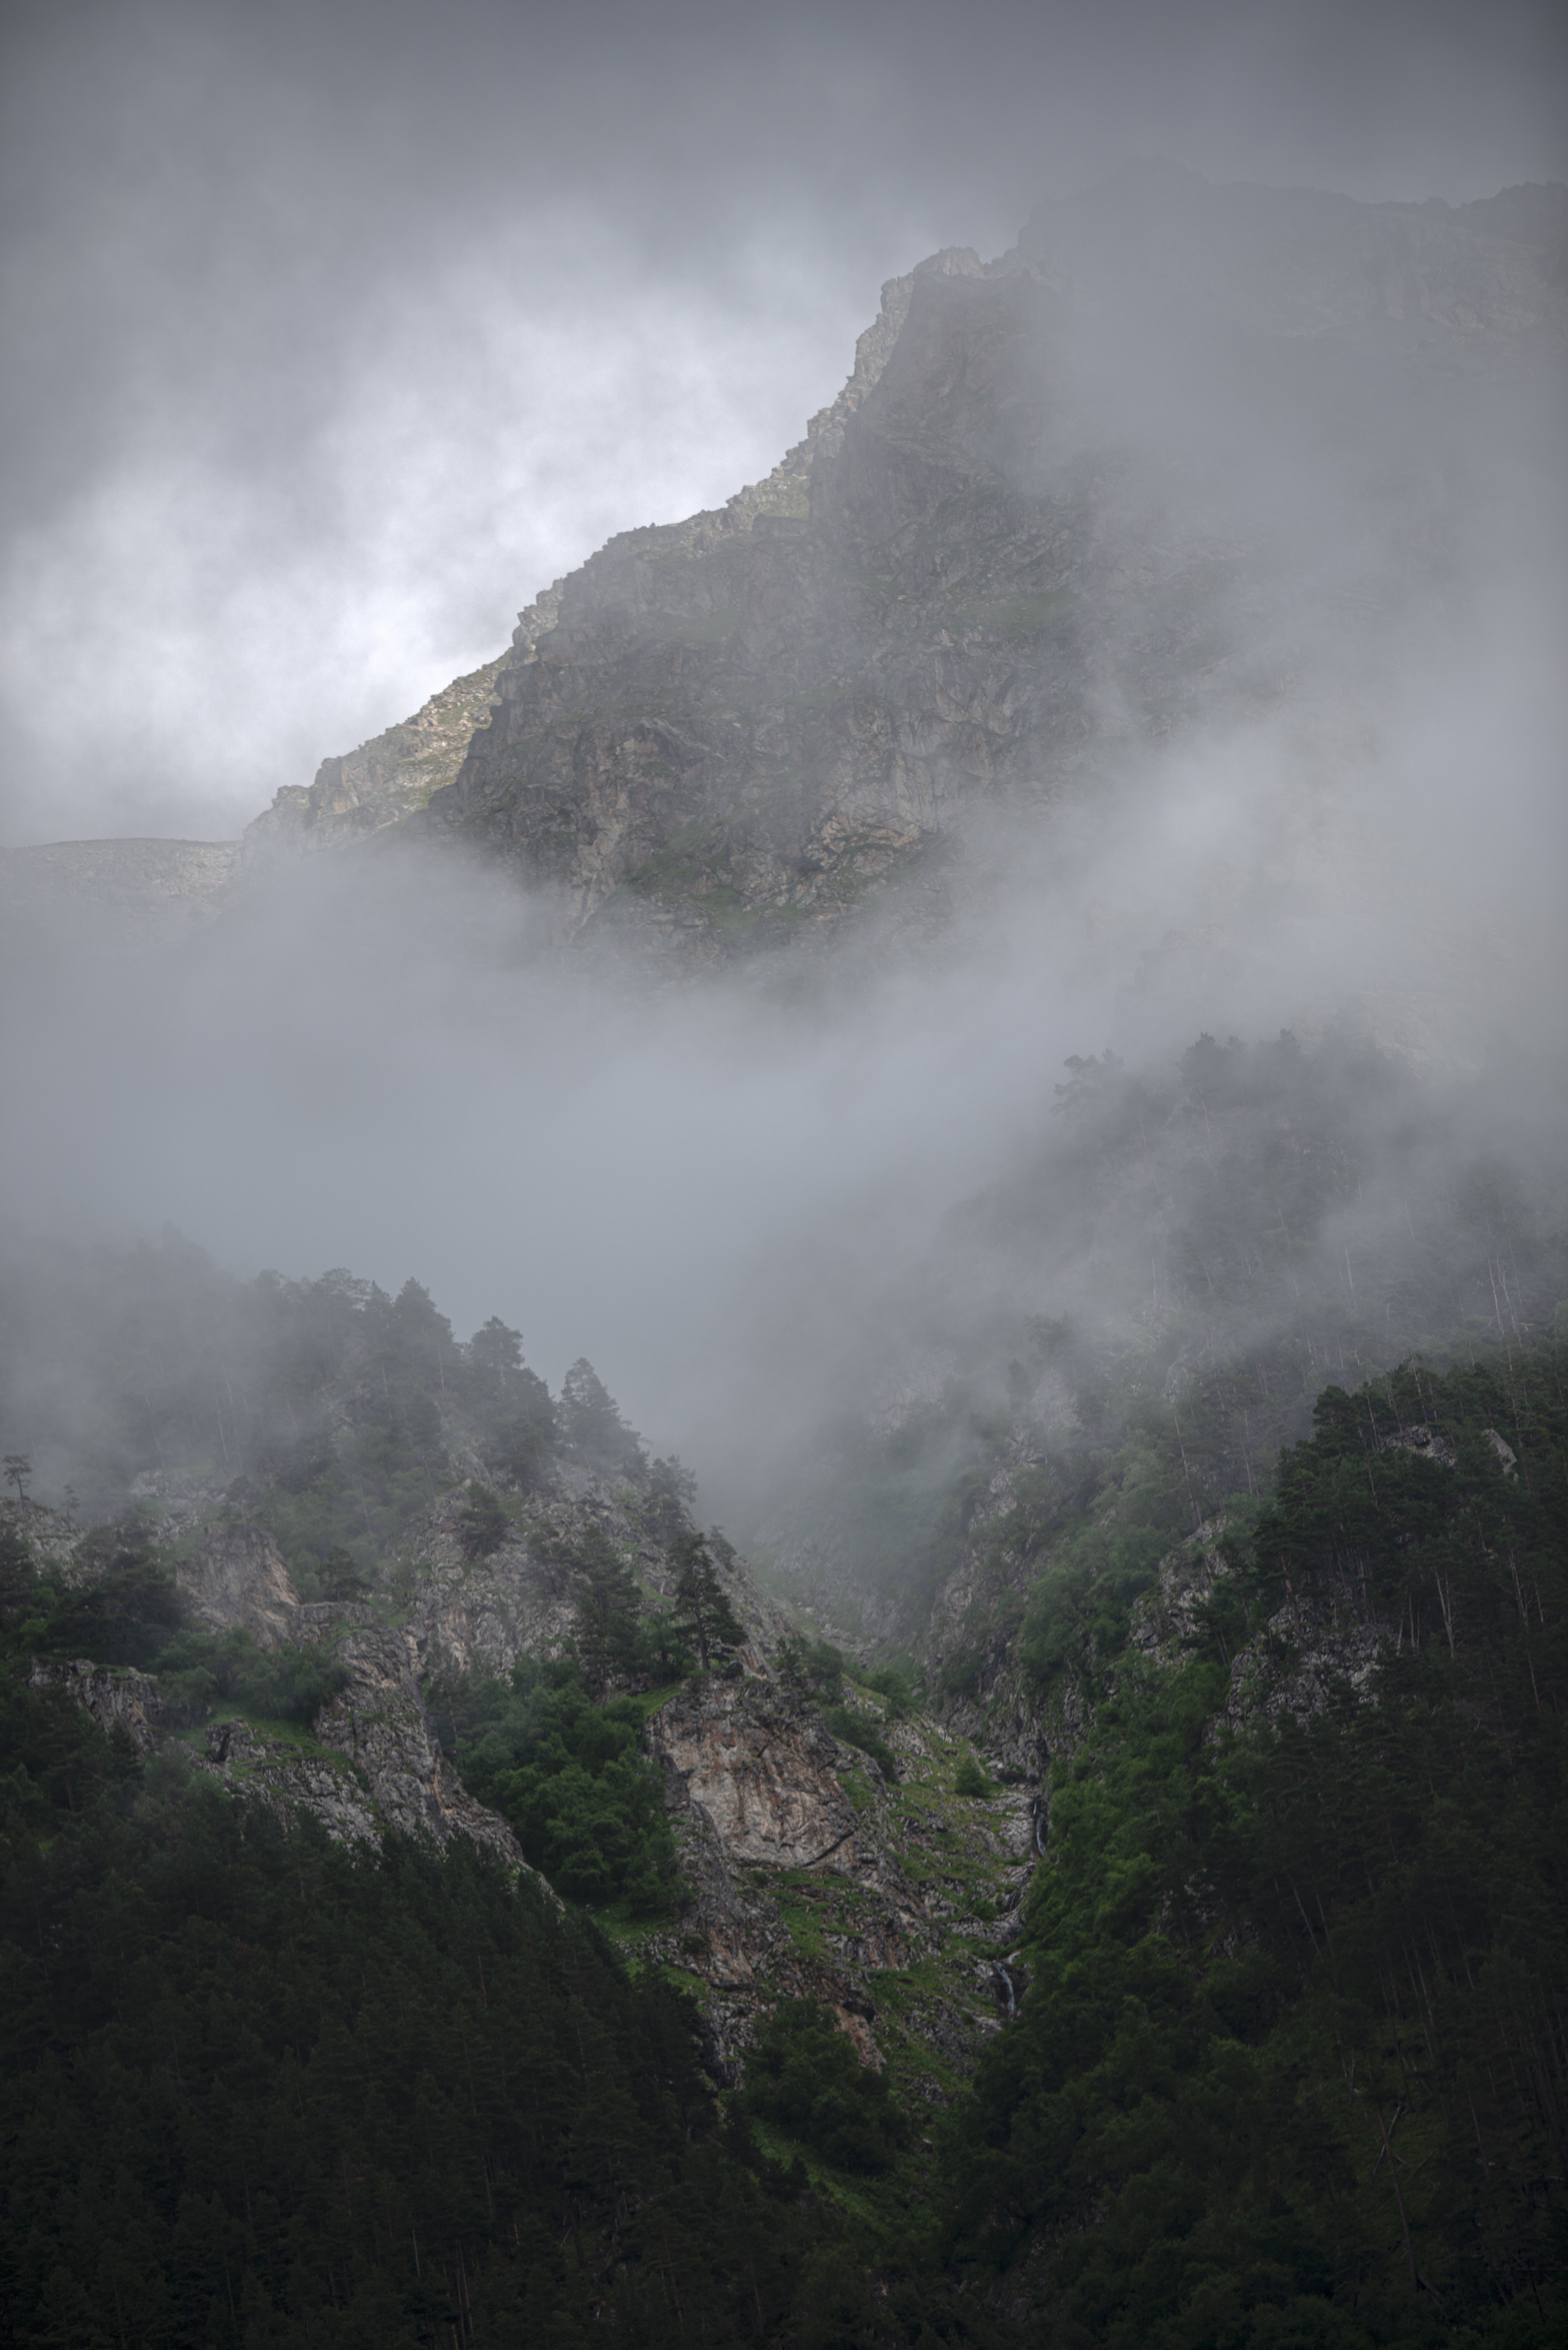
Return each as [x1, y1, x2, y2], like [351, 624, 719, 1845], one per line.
[456, 1481, 508, 1560]
[155, 1626, 348, 1724]
[821, 1702, 900, 1784]
[740, 1998, 909, 2174]
[437, 1661, 681, 1917]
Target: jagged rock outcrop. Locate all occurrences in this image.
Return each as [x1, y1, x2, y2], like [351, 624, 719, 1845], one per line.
[414, 168, 1565, 970]
[40, 1499, 530, 1862]
[246, 656, 505, 858]
[191, 1623, 528, 1865]
[28, 1659, 169, 1756]
[632, 1675, 1041, 2080]
[199, 1715, 384, 1843]
[1217, 1593, 1390, 1736]
[175, 1521, 302, 1646]
[11, 170, 1560, 978]
[314, 1623, 524, 1864]
[650, 1678, 863, 1871]
[400, 1476, 793, 1682]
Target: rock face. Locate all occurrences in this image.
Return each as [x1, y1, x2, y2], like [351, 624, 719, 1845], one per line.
[0, 663, 504, 946]
[416, 166, 1565, 969]
[187, 1622, 527, 1865]
[28, 1659, 169, 1756]
[629, 1675, 1042, 2080]
[41, 1496, 530, 1864]
[175, 1522, 303, 1647]
[651, 1679, 861, 1871]
[12, 169, 1561, 976]
[399, 1476, 793, 1685]
[315, 1623, 524, 1865]
[246, 657, 505, 858]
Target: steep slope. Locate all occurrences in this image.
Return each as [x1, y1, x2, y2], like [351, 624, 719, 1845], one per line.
[12, 168, 1558, 972]
[247, 655, 507, 858]
[416, 165, 1565, 969]
[0, 1242, 1040, 2093]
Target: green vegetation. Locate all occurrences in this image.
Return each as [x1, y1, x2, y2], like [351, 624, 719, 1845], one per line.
[670, 1528, 745, 1669]
[0, 1243, 665, 1610]
[756, 1033, 1568, 1682]
[778, 1631, 903, 1780]
[0, 1737, 872, 2348]
[937, 1339, 1567, 2342]
[1, 1513, 181, 1669]
[156, 1625, 351, 1726]
[741, 1998, 910, 2175]
[436, 1659, 683, 1918]
[2, 1185, 1563, 2341]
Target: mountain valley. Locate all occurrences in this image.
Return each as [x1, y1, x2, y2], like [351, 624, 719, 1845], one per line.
[1, 159, 1565, 2347]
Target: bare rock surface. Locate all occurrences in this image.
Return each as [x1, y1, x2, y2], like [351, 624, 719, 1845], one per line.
[28, 1659, 169, 1756]
[246, 657, 505, 858]
[632, 1673, 1038, 2083]
[175, 1522, 302, 1647]
[313, 1623, 525, 1868]
[12, 171, 1561, 992]
[413, 171, 1565, 974]
[400, 1479, 793, 1683]
[649, 1678, 861, 1871]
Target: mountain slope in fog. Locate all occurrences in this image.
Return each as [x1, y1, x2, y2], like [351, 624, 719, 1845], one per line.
[397, 162, 1565, 970]
[17, 162, 1560, 986]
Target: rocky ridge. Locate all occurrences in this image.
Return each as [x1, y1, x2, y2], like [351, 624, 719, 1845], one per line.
[13, 167, 1563, 968]
[21, 1351, 1447, 2100]
[410, 167, 1566, 969]
[28, 1471, 1046, 2088]
[246, 655, 507, 860]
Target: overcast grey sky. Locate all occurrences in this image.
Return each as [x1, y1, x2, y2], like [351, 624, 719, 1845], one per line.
[2, 0, 1563, 844]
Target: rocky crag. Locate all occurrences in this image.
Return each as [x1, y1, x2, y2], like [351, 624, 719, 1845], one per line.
[24, 1443, 1049, 2095]
[0, 662, 506, 946]
[28, 1424, 1408, 2100]
[405, 167, 1565, 967]
[246, 655, 507, 860]
[11, 167, 1563, 963]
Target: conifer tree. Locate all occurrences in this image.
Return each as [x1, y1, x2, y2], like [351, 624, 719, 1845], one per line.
[573, 1527, 644, 1695]
[671, 1531, 745, 1669]
[559, 1360, 645, 1479]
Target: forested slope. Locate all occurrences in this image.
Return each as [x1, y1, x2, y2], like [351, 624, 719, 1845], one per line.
[1, 1286, 1562, 2342]
[939, 1341, 1567, 2341]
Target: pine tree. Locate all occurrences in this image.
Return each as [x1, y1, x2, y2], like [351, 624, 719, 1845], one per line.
[559, 1361, 645, 1480]
[0, 1516, 34, 1622]
[671, 1531, 745, 1670]
[574, 1528, 644, 1695]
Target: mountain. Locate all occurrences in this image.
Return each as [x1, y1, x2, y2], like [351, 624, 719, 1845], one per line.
[1, 165, 1565, 2345]
[405, 165, 1563, 970]
[9, 165, 1564, 979]
[2, 1236, 1563, 2341]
